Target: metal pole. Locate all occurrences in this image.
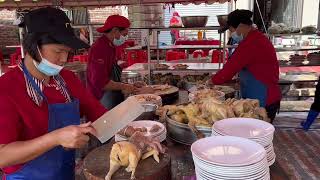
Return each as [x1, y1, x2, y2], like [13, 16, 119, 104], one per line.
[255, 0, 268, 35]
[219, 33, 222, 69]
[223, 32, 226, 65]
[88, 25, 94, 45]
[19, 28, 24, 59]
[156, 31, 160, 62]
[318, 0, 320, 29]
[147, 29, 152, 85]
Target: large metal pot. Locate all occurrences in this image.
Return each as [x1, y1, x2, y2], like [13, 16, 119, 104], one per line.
[121, 71, 142, 84]
[181, 16, 208, 28]
[217, 15, 228, 27]
[166, 115, 211, 145]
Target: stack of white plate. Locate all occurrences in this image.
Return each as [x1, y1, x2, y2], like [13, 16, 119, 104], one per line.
[212, 118, 276, 166]
[191, 136, 270, 180]
[115, 120, 166, 142]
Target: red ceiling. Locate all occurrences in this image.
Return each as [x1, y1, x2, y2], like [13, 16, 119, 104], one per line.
[0, 0, 233, 9]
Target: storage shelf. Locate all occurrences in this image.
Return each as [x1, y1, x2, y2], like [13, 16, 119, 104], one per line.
[279, 110, 309, 112]
[279, 63, 320, 67]
[283, 95, 314, 98]
[152, 26, 221, 31]
[279, 79, 318, 84]
[275, 46, 320, 52]
[269, 33, 317, 37]
[126, 45, 225, 51]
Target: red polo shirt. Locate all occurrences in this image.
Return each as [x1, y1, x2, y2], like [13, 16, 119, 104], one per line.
[87, 35, 116, 99]
[0, 67, 107, 174]
[212, 30, 281, 105]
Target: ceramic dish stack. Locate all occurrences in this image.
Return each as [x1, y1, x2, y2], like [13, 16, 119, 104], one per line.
[212, 118, 276, 166]
[191, 136, 270, 180]
[115, 120, 167, 142]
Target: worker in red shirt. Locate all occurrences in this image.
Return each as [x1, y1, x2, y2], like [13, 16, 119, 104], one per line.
[170, 11, 182, 44]
[0, 7, 107, 180]
[211, 10, 281, 122]
[87, 15, 149, 109]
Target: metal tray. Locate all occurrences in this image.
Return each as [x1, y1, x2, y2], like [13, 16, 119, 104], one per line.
[166, 115, 211, 145]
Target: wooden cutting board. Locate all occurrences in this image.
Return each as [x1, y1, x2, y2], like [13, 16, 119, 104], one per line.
[83, 142, 171, 180]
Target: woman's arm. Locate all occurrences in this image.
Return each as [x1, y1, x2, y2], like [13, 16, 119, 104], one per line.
[0, 132, 57, 168]
[0, 122, 95, 168]
[103, 80, 136, 93]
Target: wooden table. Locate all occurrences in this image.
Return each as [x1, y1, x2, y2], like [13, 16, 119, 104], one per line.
[83, 90, 289, 180]
[83, 137, 289, 180]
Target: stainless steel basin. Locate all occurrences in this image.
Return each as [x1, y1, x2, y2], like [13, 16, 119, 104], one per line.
[181, 16, 208, 28]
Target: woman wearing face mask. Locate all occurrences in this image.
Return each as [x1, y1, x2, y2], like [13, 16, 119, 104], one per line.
[87, 15, 139, 109]
[0, 7, 107, 180]
[211, 9, 281, 122]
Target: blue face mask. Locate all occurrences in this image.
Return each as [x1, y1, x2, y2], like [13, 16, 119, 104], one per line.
[231, 32, 244, 43]
[113, 35, 127, 46]
[34, 47, 63, 76]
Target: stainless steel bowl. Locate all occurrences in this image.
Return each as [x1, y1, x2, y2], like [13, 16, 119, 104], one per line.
[135, 104, 159, 121]
[181, 16, 208, 28]
[121, 71, 142, 84]
[217, 15, 228, 27]
[166, 115, 211, 145]
[142, 104, 158, 112]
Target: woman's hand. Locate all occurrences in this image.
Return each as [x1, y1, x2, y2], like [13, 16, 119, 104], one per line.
[53, 122, 96, 149]
[122, 84, 138, 94]
[135, 86, 155, 94]
[133, 81, 147, 88]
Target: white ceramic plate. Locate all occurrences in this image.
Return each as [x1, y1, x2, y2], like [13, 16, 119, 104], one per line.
[194, 156, 269, 173]
[196, 167, 268, 180]
[191, 136, 266, 166]
[213, 118, 275, 139]
[115, 126, 167, 143]
[195, 166, 270, 180]
[129, 94, 162, 106]
[124, 120, 165, 137]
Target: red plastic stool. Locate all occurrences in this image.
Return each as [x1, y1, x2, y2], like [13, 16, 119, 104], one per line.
[193, 50, 205, 59]
[137, 50, 147, 63]
[127, 51, 138, 66]
[212, 50, 228, 63]
[166, 51, 186, 61]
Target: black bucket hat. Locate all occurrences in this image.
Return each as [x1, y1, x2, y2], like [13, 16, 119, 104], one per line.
[219, 9, 253, 33]
[21, 7, 90, 49]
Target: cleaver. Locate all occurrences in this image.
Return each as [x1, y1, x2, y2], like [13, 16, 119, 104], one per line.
[92, 97, 145, 143]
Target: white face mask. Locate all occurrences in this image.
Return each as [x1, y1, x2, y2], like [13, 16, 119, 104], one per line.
[34, 47, 64, 76]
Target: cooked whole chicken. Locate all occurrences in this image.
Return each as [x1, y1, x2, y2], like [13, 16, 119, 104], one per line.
[105, 132, 166, 180]
[105, 141, 142, 180]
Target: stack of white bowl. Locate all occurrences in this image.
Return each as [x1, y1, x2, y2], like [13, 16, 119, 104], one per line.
[115, 120, 166, 142]
[191, 136, 270, 180]
[212, 118, 276, 166]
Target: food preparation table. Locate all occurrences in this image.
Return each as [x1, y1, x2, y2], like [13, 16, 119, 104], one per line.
[83, 138, 289, 180]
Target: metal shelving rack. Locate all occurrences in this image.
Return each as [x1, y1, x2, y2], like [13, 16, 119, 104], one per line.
[125, 26, 228, 84]
[275, 46, 320, 52]
[273, 33, 320, 112]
